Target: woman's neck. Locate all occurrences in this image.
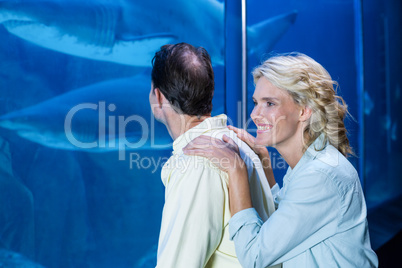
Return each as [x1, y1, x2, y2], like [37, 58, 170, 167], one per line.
[277, 146, 304, 169]
[275, 128, 306, 169]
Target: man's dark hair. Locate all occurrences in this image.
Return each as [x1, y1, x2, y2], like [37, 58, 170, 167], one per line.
[151, 42, 214, 117]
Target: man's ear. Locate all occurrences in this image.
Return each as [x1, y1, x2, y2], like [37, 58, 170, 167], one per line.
[299, 106, 312, 122]
[154, 88, 165, 108]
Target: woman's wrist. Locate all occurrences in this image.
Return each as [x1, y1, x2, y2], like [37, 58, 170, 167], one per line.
[228, 166, 252, 215]
[256, 147, 277, 188]
[228, 163, 247, 181]
[256, 146, 269, 159]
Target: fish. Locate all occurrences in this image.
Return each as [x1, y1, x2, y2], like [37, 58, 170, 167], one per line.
[247, 10, 298, 59]
[0, 72, 174, 158]
[0, 0, 297, 66]
[0, 71, 224, 157]
[0, 0, 176, 67]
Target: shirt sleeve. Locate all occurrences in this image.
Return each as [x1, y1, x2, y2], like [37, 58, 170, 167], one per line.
[156, 156, 227, 268]
[270, 183, 280, 210]
[229, 170, 340, 267]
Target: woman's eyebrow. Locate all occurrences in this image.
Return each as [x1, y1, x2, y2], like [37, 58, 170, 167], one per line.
[260, 97, 280, 102]
[252, 96, 279, 101]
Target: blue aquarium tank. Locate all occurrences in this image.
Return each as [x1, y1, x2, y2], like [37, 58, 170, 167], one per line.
[0, 0, 400, 267]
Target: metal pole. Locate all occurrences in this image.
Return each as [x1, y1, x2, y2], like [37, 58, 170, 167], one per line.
[241, 0, 247, 128]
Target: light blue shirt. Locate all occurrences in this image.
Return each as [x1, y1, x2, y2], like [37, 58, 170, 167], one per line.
[229, 136, 378, 268]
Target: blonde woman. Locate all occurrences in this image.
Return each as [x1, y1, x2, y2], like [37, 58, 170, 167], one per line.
[184, 53, 378, 267]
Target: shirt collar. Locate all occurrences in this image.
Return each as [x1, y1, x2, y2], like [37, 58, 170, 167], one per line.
[172, 114, 227, 154]
[284, 134, 328, 182]
[305, 133, 327, 160]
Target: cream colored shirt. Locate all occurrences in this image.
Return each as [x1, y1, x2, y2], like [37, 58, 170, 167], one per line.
[156, 114, 277, 268]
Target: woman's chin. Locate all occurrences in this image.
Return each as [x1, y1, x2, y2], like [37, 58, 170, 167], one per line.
[255, 137, 271, 148]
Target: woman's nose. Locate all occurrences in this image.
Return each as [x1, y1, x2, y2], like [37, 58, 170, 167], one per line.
[251, 105, 261, 120]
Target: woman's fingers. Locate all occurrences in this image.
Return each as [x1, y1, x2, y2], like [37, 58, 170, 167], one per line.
[227, 125, 252, 143]
[183, 136, 222, 157]
[186, 135, 213, 148]
[227, 125, 240, 133]
[182, 147, 207, 157]
[222, 134, 240, 153]
[186, 135, 228, 150]
[222, 134, 234, 144]
[228, 126, 269, 157]
[228, 125, 257, 148]
[183, 135, 245, 173]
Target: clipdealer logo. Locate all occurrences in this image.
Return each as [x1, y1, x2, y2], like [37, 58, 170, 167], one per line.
[64, 101, 172, 161]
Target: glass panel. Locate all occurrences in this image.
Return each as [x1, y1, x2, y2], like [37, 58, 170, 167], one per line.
[361, 0, 402, 251]
[245, 0, 358, 187]
[0, 0, 225, 267]
[245, 0, 402, 254]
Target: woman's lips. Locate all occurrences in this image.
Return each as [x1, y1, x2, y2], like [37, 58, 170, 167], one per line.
[256, 124, 273, 133]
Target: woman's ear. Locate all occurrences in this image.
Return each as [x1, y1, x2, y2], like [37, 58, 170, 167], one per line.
[299, 106, 312, 122]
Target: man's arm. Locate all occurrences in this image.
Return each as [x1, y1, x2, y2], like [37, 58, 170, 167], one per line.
[156, 156, 227, 268]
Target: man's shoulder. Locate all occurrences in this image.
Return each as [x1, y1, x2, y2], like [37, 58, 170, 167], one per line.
[200, 127, 262, 177]
[204, 127, 260, 164]
[162, 153, 227, 186]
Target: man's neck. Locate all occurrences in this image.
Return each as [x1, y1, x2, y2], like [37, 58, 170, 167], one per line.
[166, 114, 211, 140]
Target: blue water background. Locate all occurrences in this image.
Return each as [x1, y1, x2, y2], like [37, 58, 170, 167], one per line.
[0, 0, 400, 267]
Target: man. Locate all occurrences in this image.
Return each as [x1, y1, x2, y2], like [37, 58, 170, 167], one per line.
[149, 43, 276, 267]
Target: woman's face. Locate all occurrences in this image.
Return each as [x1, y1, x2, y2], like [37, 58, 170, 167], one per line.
[251, 77, 303, 149]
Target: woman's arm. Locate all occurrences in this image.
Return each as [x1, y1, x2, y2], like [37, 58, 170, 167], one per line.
[229, 170, 340, 267]
[183, 134, 252, 216]
[184, 136, 340, 267]
[226, 163, 252, 215]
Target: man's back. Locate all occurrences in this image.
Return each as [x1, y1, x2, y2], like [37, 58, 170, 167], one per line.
[156, 114, 275, 267]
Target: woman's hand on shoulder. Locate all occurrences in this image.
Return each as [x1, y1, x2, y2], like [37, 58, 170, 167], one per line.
[227, 125, 269, 158]
[183, 134, 246, 176]
[228, 125, 276, 188]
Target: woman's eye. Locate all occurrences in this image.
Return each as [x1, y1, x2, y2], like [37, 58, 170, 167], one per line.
[253, 101, 257, 106]
[267, 102, 274, 106]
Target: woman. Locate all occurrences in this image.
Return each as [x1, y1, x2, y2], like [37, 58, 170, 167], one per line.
[183, 53, 378, 267]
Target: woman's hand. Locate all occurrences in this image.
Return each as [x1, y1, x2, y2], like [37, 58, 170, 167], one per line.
[183, 134, 243, 173]
[227, 126, 276, 188]
[183, 135, 252, 215]
[227, 125, 268, 158]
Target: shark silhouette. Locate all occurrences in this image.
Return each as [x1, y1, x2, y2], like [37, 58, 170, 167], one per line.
[0, 0, 297, 66]
[0, 73, 175, 156]
[0, 71, 226, 155]
[0, 0, 297, 152]
[0, 250, 45, 268]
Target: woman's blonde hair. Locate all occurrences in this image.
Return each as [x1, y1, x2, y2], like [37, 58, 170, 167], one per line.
[252, 52, 353, 157]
